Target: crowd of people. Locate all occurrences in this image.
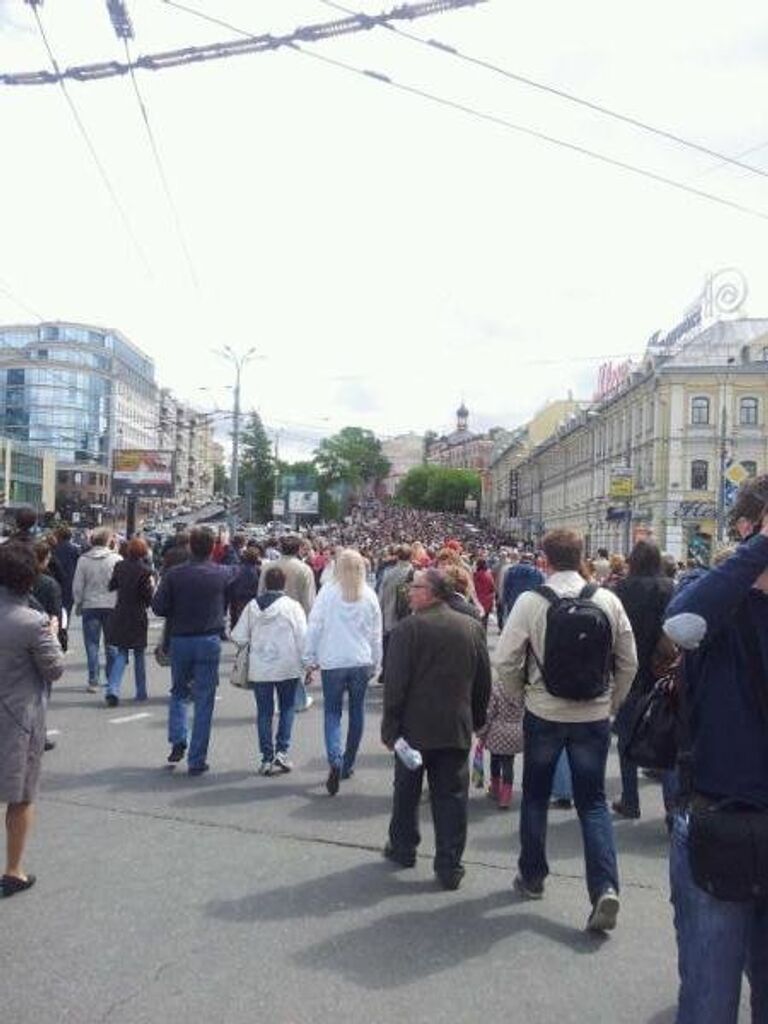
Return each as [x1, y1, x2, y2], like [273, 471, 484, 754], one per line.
[1, 486, 767, 1023]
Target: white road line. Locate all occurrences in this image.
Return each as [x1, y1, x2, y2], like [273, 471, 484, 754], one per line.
[46, 729, 61, 736]
[108, 712, 153, 725]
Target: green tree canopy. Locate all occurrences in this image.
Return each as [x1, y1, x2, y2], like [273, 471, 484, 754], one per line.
[239, 410, 274, 521]
[313, 427, 390, 489]
[396, 465, 481, 512]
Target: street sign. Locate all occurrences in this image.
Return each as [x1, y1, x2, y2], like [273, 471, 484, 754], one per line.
[609, 467, 634, 499]
[272, 498, 285, 518]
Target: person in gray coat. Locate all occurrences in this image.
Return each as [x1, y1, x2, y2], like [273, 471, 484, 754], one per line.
[0, 543, 65, 898]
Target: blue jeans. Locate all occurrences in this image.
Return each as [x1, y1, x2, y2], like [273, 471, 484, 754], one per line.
[82, 608, 117, 686]
[294, 678, 311, 710]
[519, 712, 619, 903]
[167, 634, 221, 769]
[107, 648, 147, 701]
[321, 666, 370, 772]
[552, 749, 573, 800]
[670, 813, 768, 1023]
[254, 680, 298, 762]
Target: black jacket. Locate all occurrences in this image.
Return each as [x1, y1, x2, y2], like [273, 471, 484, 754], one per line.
[152, 558, 236, 637]
[614, 574, 674, 692]
[106, 560, 154, 649]
[382, 602, 491, 751]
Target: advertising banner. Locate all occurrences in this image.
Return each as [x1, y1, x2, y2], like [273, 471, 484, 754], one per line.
[288, 490, 319, 515]
[112, 450, 175, 496]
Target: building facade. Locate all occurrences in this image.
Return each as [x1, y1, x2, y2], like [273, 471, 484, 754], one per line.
[380, 432, 425, 498]
[510, 318, 768, 562]
[158, 389, 215, 505]
[0, 436, 56, 513]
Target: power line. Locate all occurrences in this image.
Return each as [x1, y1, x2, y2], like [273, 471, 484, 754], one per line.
[1, 1, 485, 86]
[0, 278, 45, 321]
[162, 2, 768, 224]
[316, 0, 768, 184]
[122, 37, 200, 291]
[25, 3, 152, 275]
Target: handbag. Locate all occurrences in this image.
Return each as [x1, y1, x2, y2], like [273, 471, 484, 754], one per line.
[230, 643, 250, 689]
[621, 670, 679, 771]
[154, 642, 171, 668]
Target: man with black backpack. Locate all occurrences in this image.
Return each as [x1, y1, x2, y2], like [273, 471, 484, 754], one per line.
[662, 478, 768, 1024]
[495, 528, 637, 932]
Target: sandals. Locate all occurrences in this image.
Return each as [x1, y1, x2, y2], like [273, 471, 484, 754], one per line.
[1, 873, 37, 898]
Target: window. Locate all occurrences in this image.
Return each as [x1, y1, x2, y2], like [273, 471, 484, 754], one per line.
[740, 397, 759, 426]
[691, 460, 709, 490]
[691, 397, 710, 425]
[763, 347, 768, 362]
[742, 461, 757, 478]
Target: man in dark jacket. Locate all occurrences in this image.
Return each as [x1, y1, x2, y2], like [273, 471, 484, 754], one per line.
[152, 526, 236, 775]
[51, 525, 80, 621]
[663, 477, 768, 1024]
[382, 568, 491, 890]
[502, 553, 544, 622]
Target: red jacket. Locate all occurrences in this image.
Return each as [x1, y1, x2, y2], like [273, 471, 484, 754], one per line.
[473, 569, 495, 613]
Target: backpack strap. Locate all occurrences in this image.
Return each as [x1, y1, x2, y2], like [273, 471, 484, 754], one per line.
[524, 587, 555, 685]
[579, 582, 599, 600]
[535, 584, 561, 607]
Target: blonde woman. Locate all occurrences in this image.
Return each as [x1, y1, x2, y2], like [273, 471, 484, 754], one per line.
[304, 549, 383, 795]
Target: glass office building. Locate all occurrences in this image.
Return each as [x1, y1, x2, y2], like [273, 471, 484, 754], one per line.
[0, 322, 158, 466]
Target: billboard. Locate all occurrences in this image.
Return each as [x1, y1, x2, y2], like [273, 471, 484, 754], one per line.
[609, 467, 634, 500]
[288, 490, 319, 515]
[112, 449, 175, 496]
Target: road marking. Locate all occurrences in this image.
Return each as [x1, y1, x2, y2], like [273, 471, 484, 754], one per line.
[46, 729, 61, 736]
[108, 712, 153, 724]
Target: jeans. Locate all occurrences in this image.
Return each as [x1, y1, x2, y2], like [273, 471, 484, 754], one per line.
[294, 679, 311, 711]
[254, 680, 298, 762]
[167, 634, 221, 769]
[106, 648, 147, 701]
[388, 748, 469, 876]
[670, 813, 768, 1023]
[490, 753, 514, 785]
[519, 711, 619, 903]
[321, 665, 370, 772]
[552, 749, 573, 800]
[82, 608, 117, 686]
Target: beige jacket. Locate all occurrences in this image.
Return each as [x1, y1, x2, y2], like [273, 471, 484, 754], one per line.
[257, 555, 316, 615]
[494, 570, 637, 723]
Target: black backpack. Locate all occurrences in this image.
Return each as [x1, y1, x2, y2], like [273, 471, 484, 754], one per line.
[527, 584, 614, 701]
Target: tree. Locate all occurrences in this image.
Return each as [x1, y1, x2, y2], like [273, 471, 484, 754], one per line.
[314, 427, 390, 494]
[213, 462, 228, 495]
[396, 465, 481, 512]
[423, 430, 439, 463]
[239, 410, 274, 521]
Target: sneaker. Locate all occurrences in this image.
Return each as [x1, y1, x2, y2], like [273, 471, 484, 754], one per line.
[86, 684, 99, 694]
[513, 873, 545, 900]
[326, 765, 341, 796]
[587, 888, 620, 932]
[272, 752, 293, 774]
[44, 739, 56, 752]
[188, 763, 210, 777]
[341, 767, 354, 780]
[257, 759, 275, 776]
[296, 695, 314, 713]
[612, 800, 641, 820]
[550, 798, 573, 810]
[105, 694, 119, 708]
[167, 742, 187, 764]
[383, 843, 416, 868]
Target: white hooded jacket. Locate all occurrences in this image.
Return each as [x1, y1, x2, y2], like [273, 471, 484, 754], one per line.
[230, 594, 307, 683]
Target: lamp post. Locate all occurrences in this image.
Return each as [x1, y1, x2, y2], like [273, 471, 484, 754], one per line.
[216, 346, 259, 530]
[716, 356, 736, 545]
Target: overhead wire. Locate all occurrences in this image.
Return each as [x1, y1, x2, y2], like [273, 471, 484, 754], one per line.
[158, 3, 768, 224]
[316, 0, 768, 185]
[0, 278, 44, 321]
[122, 36, 201, 291]
[26, 4, 152, 275]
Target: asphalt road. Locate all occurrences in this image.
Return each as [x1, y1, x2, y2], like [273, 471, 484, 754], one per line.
[1, 619, 750, 1023]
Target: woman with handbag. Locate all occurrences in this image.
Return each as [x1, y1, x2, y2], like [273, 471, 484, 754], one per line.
[104, 538, 155, 707]
[230, 566, 307, 776]
[612, 539, 674, 818]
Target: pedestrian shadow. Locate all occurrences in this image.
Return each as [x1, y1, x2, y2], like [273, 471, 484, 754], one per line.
[40, 766, 253, 795]
[286, 789, 394, 822]
[300, 752, 394, 773]
[292, 892, 607, 989]
[170, 779, 316, 809]
[206, 861, 434, 925]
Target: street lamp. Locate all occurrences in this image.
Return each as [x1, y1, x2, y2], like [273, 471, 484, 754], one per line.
[215, 346, 261, 529]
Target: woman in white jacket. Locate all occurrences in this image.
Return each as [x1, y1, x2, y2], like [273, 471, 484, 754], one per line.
[304, 549, 383, 796]
[231, 566, 307, 776]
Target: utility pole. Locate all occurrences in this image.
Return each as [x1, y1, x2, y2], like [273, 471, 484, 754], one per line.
[217, 346, 258, 532]
[716, 357, 736, 545]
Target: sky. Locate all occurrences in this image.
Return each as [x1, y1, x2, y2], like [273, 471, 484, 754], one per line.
[2, 0, 768, 459]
